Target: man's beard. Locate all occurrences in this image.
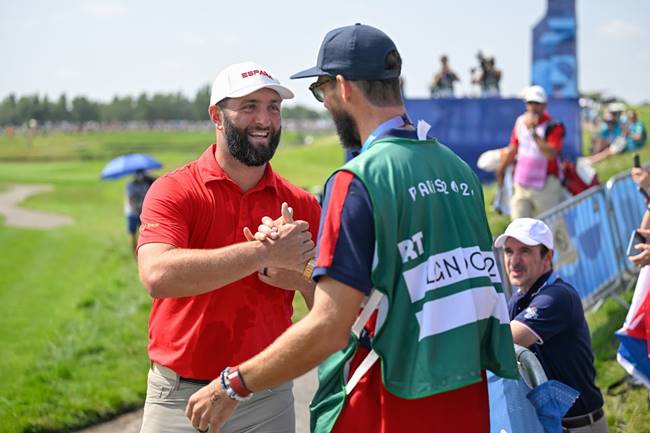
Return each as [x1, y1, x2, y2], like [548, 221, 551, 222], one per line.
[223, 115, 281, 167]
[331, 108, 361, 150]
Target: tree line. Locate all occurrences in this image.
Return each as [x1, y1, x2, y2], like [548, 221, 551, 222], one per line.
[0, 86, 324, 127]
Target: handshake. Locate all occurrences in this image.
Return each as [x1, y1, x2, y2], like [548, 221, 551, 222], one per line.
[243, 202, 317, 293]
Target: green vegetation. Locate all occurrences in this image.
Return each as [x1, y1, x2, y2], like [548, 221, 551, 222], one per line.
[0, 132, 340, 432]
[0, 164, 151, 432]
[588, 291, 649, 433]
[0, 129, 329, 162]
[0, 89, 325, 127]
[0, 106, 648, 432]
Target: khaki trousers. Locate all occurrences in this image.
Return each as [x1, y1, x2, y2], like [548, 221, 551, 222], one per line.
[563, 412, 608, 433]
[139, 364, 295, 433]
[510, 175, 565, 219]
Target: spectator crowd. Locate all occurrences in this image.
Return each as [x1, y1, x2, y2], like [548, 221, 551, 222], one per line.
[429, 51, 502, 98]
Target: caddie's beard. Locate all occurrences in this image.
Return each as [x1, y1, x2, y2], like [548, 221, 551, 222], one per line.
[331, 107, 361, 150]
[222, 115, 281, 167]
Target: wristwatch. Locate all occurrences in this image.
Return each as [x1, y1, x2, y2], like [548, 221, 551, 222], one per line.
[302, 258, 315, 281]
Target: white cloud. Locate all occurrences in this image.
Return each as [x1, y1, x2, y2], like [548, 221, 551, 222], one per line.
[638, 50, 650, 62]
[599, 19, 644, 40]
[83, 3, 128, 18]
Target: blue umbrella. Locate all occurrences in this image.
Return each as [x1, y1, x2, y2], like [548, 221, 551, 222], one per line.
[101, 153, 162, 180]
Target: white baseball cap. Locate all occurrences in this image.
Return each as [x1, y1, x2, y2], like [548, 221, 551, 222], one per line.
[523, 85, 547, 104]
[209, 61, 294, 106]
[494, 218, 554, 250]
[607, 102, 626, 113]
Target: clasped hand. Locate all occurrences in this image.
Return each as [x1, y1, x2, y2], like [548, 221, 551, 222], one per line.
[243, 202, 316, 289]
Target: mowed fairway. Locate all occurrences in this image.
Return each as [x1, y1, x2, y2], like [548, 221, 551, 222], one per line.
[0, 130, 340, 432]
[1, 107, 650, 432]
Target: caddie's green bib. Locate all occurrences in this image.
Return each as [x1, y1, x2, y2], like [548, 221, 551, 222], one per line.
[310, 136, 517, 433]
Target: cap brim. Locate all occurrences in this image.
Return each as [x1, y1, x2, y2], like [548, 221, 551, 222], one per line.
[290, 66, 329, 79]
[525, 98, 546, 104]
[227, 84, 294, 100]
[494, 233, 542, 249]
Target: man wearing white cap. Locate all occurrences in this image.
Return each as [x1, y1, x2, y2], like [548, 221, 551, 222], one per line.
[495, 218, 607, 432]
[496, 85, 565, 219]
[186, 24, 517, 433]
[136, 62, 321, 433]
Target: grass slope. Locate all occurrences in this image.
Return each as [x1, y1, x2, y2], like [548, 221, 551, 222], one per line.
[0, 134, 340, 432]
[0, 179, 149, 431]
[1, 107, 649, 431]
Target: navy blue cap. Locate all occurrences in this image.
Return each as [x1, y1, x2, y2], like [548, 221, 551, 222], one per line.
[291, 24, 400, 80]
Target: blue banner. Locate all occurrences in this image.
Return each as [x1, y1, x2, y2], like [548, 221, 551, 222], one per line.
[404, 97, 581, 182]
[539, 187, 622, 302]
[532, 0, 578, 98]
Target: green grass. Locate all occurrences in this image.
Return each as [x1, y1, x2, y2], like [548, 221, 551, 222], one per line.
[481, 106, 650, 237]
[0, 129, 325, 162]
[0, 160, 152, 432]
[0, 132, 341, 432]
[1, 106, 649, 431]
[587, 291, 650, 432]
[584, 107, 650, 182]
[488, 105, 650, 432]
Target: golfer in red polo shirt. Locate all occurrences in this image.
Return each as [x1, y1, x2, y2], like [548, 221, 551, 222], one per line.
[136, 61, 321, 433]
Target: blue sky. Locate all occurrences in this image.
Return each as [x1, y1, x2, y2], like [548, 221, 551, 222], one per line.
[1, 0, 648, 109]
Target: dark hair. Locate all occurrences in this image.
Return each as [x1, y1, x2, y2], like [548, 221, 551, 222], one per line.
[216, 98, 230, 109]
[540, 245, 550, 258]
[352, 50, 403, 106]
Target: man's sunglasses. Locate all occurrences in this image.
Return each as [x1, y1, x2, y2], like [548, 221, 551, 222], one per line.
[309, 77, 335, 103]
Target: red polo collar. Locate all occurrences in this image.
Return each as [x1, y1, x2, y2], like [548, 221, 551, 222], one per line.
[197, 143, 278, 193]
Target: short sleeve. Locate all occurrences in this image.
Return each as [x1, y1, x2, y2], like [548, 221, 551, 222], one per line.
[597, 123, 608, 138]
[546, 125, 564, 151]
[509, 125, 519, 147]
[313, 171, 375, 295]
[512, 285, 574, 343]
[137, 176, 191, 251]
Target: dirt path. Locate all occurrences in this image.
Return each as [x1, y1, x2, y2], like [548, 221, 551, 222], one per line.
[76, 369, 318, 433]
[0, 184, 73, 229]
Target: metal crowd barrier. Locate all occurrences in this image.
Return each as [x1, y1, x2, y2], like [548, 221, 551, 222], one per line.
[492, 167, 644, 308]
[488, 345, 551, 433]
[537, 185, 623, 309]
[606, 172, 646, 274]
[515, 345, 547, 389]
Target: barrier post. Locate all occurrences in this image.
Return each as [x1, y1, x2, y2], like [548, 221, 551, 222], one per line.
[605, 173, 647, 275]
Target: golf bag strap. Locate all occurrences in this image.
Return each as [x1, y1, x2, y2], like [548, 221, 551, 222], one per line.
[351, 289, 384, 337]
[346, 289, 384, 395]
[345, 349, 379, 395]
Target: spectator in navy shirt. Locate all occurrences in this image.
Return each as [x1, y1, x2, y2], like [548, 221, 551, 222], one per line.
[494, 218, 608, 433]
